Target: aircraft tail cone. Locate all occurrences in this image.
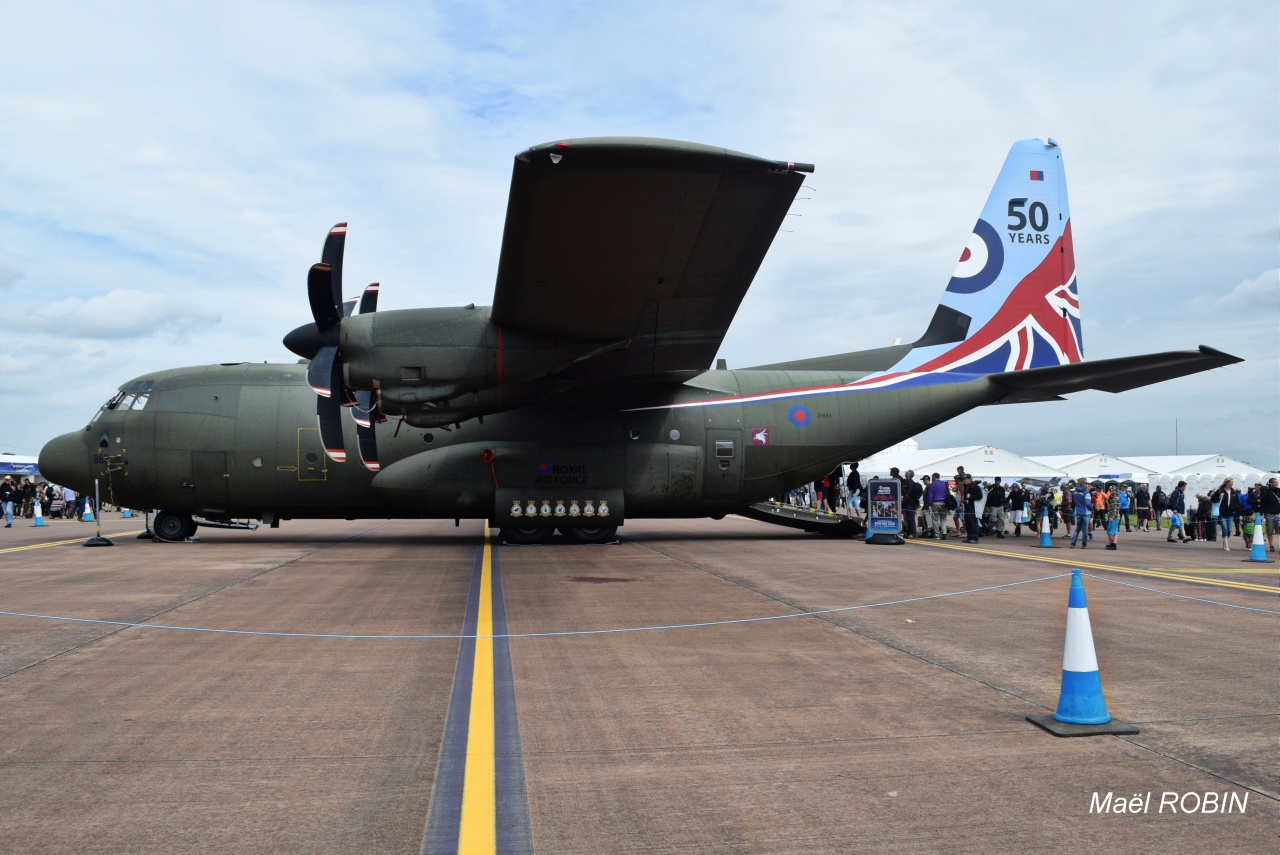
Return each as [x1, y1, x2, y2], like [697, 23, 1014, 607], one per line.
[1035, 508, 1058, 548]
[1246, 512, 1273, 563]
[1028, 569, 1138, 736]
[32, 502, 45, 527]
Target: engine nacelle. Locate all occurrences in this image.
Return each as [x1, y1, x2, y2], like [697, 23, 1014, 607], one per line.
[339, 304, 616, 422]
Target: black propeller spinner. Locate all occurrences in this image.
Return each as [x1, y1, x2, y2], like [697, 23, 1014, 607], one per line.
[283, 223, 382, 470]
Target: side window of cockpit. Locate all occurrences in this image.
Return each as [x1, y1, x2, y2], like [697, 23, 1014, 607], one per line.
[105, 392, 150, 411]
[97, 381, 153, 418]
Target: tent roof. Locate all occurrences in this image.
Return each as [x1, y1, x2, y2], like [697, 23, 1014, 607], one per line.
[858, 445, 1066, 479]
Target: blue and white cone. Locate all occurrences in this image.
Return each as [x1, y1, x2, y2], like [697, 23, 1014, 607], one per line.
[82, 504, 94, 523]
[1053, 569, 1111, 725]
[32, 502, 45, 527]
[122, 508, 132, 519]
[1036, 508, 1058, 548]
[1246, 512, 1272, 563]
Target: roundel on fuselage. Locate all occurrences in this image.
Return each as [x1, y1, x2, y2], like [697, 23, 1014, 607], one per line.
[945, 218, 1003, 294]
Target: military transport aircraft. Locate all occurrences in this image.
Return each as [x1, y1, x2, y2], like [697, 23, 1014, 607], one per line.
[39, 137, 1240, 543]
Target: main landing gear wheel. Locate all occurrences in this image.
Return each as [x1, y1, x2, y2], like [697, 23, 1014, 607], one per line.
[559, 526, 619, 545]
[154, 511, 196, 542]
[499, 526, 554, 545]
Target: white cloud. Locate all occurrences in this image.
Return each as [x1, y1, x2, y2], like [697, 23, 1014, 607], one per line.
[1218, 268, 1279, 311]
[28, 290, 221, 340]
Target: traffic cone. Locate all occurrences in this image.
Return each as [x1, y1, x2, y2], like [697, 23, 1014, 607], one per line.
[1028, 569, 1138, 736]
[32, 501, 45, 527]
[1053, 569, 1110, 724]
[122, 508, 132, 519]
[1245, 512, 1273, 563]
[82, 503, 94, 523]
[1035, 507, 1058, 548]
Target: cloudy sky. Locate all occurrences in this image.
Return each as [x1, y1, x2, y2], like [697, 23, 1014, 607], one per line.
[2, 1, 1276, 470]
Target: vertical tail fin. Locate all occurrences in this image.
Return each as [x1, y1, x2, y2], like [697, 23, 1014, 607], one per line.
[897, 138, 1082, 378]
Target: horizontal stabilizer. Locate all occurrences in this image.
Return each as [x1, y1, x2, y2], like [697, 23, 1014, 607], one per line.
[988, 346, 1242, 404]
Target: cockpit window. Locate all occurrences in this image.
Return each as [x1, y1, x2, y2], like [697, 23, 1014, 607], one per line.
[94, 380, 154, 421]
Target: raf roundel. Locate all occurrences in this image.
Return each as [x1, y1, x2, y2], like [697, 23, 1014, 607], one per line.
[788, 404, 811, 427]
[945, 218, 1004, 294]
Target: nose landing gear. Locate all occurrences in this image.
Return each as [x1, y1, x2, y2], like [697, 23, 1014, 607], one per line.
[154, 511, 197, 542]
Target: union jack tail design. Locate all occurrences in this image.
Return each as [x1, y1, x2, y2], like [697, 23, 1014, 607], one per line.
[864, 138, 1083, 389]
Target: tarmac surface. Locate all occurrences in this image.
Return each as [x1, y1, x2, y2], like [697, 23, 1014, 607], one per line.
[0, 513, 1276, 854]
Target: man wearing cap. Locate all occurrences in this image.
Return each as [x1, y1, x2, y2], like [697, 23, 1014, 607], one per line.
[0, 475, 16, 528]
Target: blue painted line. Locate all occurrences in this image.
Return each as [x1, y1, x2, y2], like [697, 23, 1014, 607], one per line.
[490, 545, 533, 853]
[421, 546, 481, 854]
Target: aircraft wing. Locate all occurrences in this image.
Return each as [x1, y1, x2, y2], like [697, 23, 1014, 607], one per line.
[986, 346, 1243, 404]
[490, 137, 808, 377]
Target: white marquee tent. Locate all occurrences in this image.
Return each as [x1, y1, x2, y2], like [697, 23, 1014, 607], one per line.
[1025, 453, 1147, 480]
[856, 440, 1065, 482]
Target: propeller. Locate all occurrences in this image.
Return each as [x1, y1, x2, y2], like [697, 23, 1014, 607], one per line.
[284, 224, 384, 470]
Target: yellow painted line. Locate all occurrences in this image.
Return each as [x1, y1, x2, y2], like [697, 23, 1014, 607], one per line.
[0, 530, 146, 555]
[1160, 568, 1280, 575]
[913, 539, 1278, 594]
[458, 525, 496, 854]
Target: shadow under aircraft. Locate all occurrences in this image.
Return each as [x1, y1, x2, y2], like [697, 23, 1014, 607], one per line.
[40, 137, 1240, 543]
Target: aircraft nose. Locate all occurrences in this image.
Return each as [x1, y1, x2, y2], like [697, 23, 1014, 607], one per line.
[39, 431, 91, 492]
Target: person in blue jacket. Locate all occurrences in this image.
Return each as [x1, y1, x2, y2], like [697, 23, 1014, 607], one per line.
[1070, 478, 1093, 548]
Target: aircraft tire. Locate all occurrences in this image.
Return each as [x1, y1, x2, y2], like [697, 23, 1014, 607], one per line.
[154, 511, 196, 542]
[500, 526, 554, 545]
[560, 525, 619, 545]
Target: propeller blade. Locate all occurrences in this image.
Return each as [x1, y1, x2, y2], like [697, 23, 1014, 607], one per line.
[356, 419, 380, 471]
[321, 222, 346, 310]
[307, 343, 337, 396]
[353, 388, 380, 471]
[341, 296, 358, 318]
[358, 282, 380, 315]
[317, 351, 347, 462]
[307, 263, 340, 330]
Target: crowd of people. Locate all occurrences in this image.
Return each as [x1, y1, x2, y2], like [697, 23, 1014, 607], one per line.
[0, 474, 100, 526]
[778, 466, 1280, 554]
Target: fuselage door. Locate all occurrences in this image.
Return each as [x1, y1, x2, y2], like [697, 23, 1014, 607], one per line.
[703, 428, 743, 502]
[296, 427, 328, 481]
[191, 451, 230, 509]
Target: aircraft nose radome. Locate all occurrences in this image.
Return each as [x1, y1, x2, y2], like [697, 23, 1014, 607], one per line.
[39, 431, 90, 492]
